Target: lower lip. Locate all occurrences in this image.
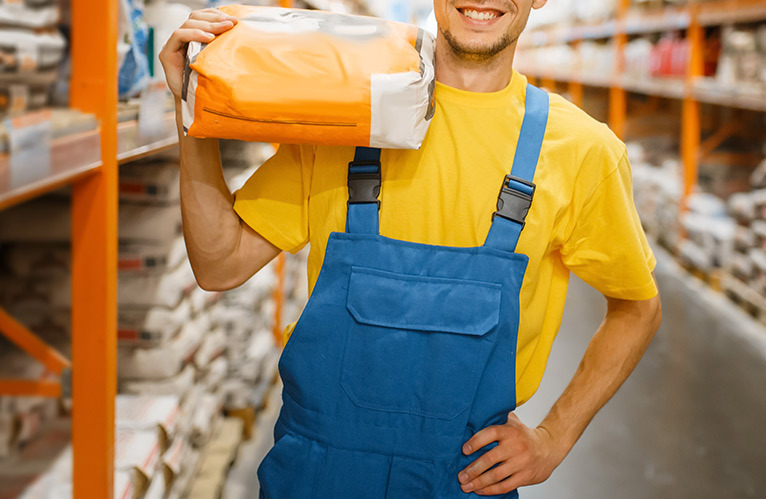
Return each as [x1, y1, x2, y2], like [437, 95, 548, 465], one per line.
[458, 10, 504, 27]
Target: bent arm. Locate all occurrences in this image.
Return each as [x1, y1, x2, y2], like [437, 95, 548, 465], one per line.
[539, 275, 662, 464]
[175, 105, 280, 291]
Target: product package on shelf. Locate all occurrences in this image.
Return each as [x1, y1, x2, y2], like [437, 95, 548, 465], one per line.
[118, 312, 209, 380]
[119, 159, 182, 204]
[0, 0, 60, 29]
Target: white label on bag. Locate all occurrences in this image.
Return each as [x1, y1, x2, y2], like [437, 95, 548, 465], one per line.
[8, 110, 52, 189]
[138, 79, 168, 140]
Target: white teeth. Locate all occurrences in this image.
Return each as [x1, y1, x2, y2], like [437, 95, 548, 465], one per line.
[462, 9, 497, 21]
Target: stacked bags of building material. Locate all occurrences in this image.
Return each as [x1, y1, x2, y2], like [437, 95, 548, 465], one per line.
[678, 193, 736, 275]
[1, 140, 298, 496]
[628, 138, 682, 252]
[722, 159, 766, 320]
[0, 1, 65, 118]
[182, 5, 435, 149]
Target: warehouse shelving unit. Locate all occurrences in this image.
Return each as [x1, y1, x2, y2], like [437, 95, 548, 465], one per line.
[0, 1, 180, 497]
[517, 0, 766, 209]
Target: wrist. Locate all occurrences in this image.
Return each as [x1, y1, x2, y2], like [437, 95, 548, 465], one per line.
[535, 422, 574, 467]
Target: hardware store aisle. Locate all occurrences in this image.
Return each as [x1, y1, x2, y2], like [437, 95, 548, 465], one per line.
[226, 245, 766, 499]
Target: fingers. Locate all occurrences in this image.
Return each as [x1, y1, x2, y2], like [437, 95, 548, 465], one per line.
[474, 472, 528, 496]
[458, 445, 508, 487]
[160, 10, 237, 57]
[161, 28, 215, 55]
[188, 8, 238, 24]
[182, 19, 235, 36]
[462, 425, 500, 456]
[462, 460, 520, 494]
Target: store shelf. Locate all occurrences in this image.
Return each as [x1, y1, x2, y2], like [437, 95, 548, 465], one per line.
[698, 0, 766, 26]
[522, 0, 766, 48]
[0, 127, 102, 210]
[117, 112, 178, 164]
[621, 76, 686, 100]
[693, 80, 766, 112]
[521, 65, 766, 114]
[623, 8, 691, 35]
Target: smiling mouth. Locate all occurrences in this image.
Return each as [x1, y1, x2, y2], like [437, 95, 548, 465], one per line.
[457, 7, 505, 21]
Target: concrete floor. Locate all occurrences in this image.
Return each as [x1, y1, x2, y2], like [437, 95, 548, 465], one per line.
[226, 245, 766, 498]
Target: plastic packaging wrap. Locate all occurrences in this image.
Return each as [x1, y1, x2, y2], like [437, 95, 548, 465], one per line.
[182, 5, 435, 149]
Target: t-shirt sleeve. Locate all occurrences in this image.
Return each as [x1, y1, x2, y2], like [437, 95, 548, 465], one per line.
[232, 143, 314, 254]
[560, 153, 658, 300]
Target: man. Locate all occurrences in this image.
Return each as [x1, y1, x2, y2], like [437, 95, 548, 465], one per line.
[160, 0, 662, 496]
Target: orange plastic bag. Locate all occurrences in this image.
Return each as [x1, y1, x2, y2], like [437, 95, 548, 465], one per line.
[182, 5, 435, 149]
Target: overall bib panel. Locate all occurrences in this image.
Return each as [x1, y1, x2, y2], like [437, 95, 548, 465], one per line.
[259, 85, 550, 499]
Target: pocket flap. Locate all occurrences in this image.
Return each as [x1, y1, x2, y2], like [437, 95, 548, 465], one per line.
[346, 267, 502, 336]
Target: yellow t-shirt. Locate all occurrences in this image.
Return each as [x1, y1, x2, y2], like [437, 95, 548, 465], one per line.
[233, 70, 658, 405]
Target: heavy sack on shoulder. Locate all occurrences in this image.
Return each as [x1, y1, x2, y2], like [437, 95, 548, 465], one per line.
[181, 5, 435, 149]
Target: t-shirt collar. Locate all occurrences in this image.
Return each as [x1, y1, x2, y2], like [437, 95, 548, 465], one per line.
[434, 69, 527, 108]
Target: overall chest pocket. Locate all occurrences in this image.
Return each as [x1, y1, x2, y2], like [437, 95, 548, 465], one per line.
[341, 266, 503, 421]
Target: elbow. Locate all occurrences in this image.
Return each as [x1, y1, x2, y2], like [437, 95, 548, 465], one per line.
[193, 267, 243, 292]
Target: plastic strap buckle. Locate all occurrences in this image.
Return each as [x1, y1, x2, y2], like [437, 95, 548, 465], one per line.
[493, 175, 536, 226]
[347, 160, 381, 207]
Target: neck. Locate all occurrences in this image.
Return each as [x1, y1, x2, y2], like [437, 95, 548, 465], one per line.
[434, 34, 518, 93]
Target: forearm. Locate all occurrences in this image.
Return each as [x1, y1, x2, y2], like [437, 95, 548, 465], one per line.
[175, 101, 248, 289]
[538, 291, 662, 464]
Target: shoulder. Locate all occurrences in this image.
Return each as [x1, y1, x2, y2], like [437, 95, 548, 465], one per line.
[540, 91, 628, 196]
[544, 92, 626, 162]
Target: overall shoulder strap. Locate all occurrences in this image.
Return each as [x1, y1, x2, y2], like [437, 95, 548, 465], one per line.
[484, 84, 550, 252]
[346, 147, 382, 235]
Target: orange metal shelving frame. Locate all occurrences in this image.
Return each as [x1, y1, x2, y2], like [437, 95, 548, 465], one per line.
[0, 0, 119, 497]
[69, 0, 120, 496]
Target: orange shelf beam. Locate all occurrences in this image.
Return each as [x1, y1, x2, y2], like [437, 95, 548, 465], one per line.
[0, 379, 62, 398]
[70, 0, 119, 497]
[0, 307, 70, 375]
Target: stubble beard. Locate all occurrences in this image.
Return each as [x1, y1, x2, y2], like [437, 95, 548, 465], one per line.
[439, 26, 517, 62]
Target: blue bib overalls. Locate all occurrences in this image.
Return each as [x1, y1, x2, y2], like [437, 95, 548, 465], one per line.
[258, 84, 550, 498]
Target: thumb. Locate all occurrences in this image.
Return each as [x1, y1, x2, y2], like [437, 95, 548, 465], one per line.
[506, 411, 521, 425]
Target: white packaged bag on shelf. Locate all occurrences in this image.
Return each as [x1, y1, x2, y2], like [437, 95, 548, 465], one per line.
[120, 364, 196, 397]
[17, 446, 138, 499]
[118, 260, 196, 309]
[193, 327, 226, 370]
[201, 355, 228, 392]
[116, 394, 182, 452]
[118, 300, 191, 346]
[119, 237, 188, 273]
[114, 428, 161, 494]
[190, 392, 223, 448]
[161, 435, 192, 493]
[119, 203, 183, 242]
[119, 161, 181, 204]
[118, 314, 208, 379]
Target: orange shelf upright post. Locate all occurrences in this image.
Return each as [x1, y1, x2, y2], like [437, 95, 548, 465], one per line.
[609, 0, 630, 139]
[569, 40, 584, 108]
[69, 0, 119, 497]
[681, 6, 704, 211]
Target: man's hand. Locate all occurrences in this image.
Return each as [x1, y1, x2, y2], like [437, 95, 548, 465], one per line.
[158, 9, 238, 99]
[458, 412, 564, 496]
